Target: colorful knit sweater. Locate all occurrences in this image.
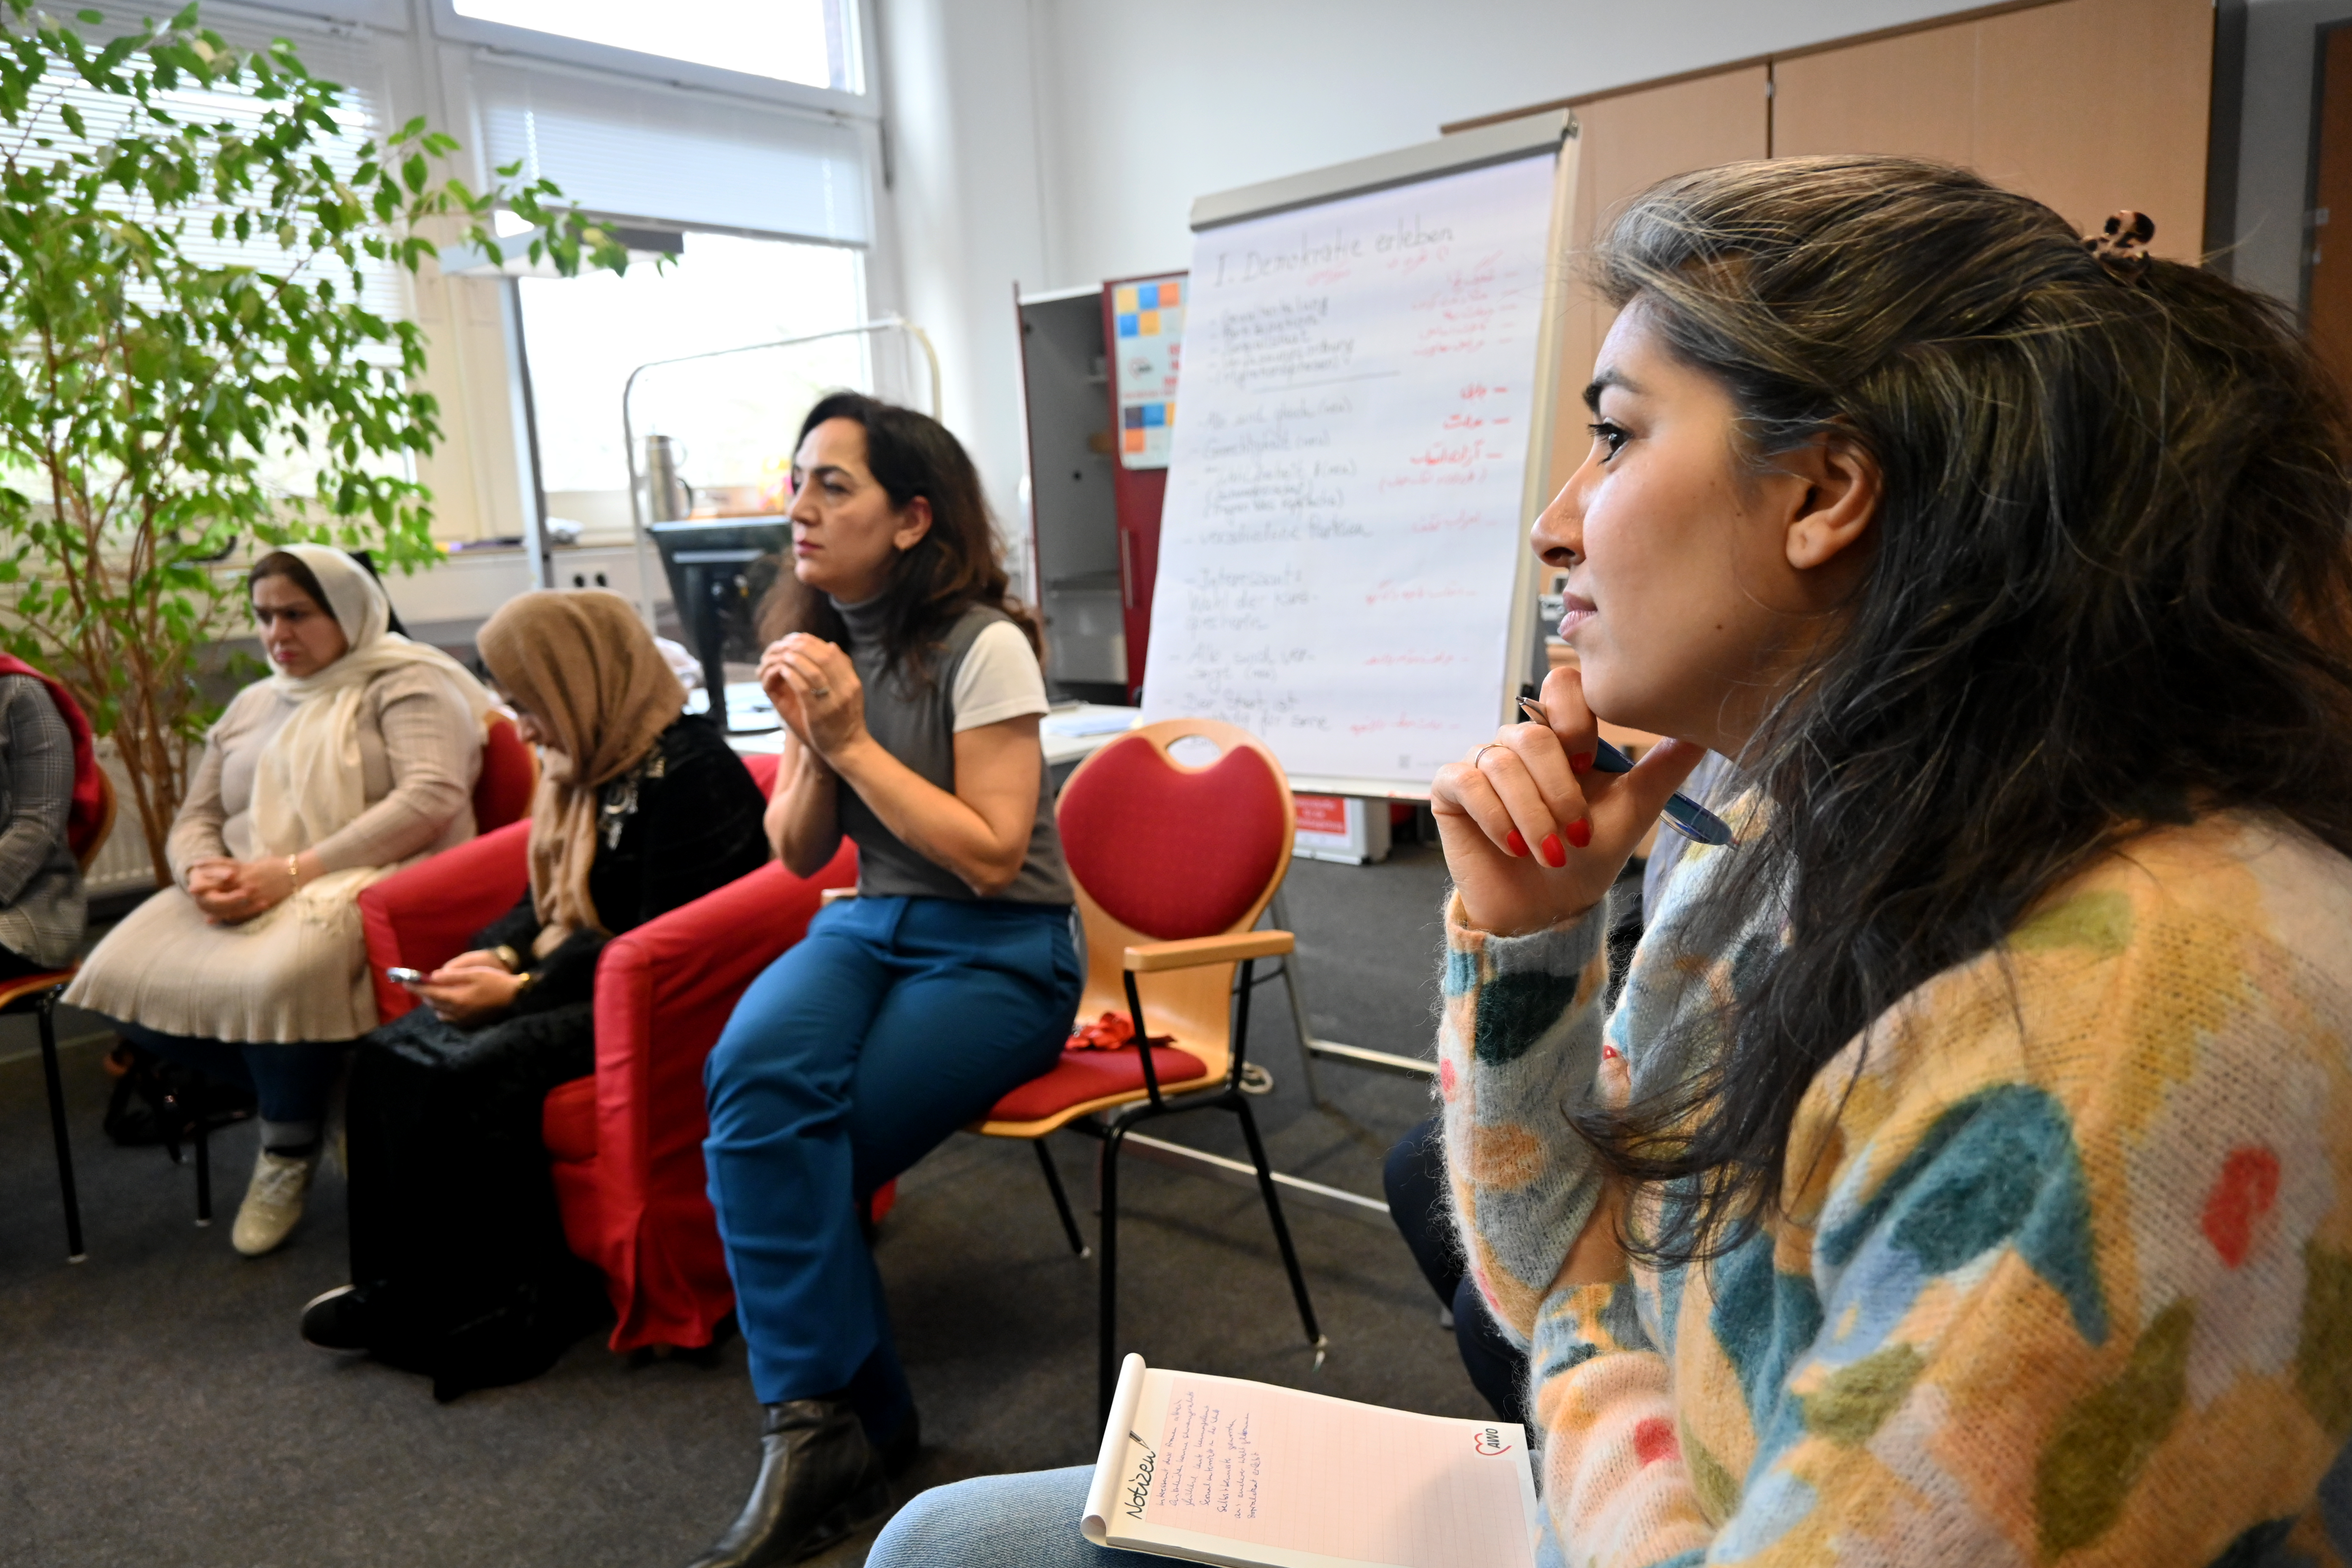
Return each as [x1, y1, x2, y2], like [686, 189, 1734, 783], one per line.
[1437, 809, 2352, 1567]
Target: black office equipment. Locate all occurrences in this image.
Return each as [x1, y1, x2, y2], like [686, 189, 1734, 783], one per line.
[650, 519, 789, 732]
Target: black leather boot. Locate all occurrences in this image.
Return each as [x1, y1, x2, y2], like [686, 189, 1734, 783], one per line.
[684, 1398, 889, 1568]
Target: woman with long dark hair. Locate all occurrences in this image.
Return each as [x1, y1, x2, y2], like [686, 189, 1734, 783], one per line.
[683, 393, 1082, 1568]
[865, 159, 2352, 1566]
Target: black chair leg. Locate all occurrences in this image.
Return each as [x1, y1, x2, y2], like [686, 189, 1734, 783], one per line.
[1233, 1097, 1326, 1364]
[1098, 1120, 1129, 1423]
[35, 992, 85, 1263]
[1032, 1138, 1090, 1258]
[193, 1112, 212, 1226]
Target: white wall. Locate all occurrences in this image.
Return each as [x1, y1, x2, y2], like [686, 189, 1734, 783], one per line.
[883, 0, 1991, 572]
[1029, 0, 1980, 289]
[872, 0, 1056, 564]
[883, 0, 2343, 562]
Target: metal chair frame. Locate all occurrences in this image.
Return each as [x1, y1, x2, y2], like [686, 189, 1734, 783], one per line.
[15, 977, 85, 1260]
[17, 763, 119, 1261]
[971, 718, 1327, 1419]
[1038, 954, 1323, 1420]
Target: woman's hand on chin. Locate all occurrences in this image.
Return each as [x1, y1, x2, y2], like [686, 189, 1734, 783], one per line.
[1431, 666, 1704, 937]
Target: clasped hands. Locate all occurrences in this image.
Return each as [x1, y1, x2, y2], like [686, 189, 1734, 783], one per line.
[1430, 666, 1703, 938]
[185, 856, 298, 925]
[404, 948, 528, 1028]
[757, 633, 867, 763]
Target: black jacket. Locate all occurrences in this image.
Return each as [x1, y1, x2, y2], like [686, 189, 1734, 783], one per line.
[474, 713, 769, 1014]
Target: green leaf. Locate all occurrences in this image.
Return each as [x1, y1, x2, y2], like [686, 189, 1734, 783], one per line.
[0, 22, 630, 865]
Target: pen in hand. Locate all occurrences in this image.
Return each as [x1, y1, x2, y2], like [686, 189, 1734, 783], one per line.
[1518, 697, 1734, 848]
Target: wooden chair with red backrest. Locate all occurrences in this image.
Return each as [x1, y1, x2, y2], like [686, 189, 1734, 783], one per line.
[972, 717, 1324, 1416]
[16, 765, 117, 1262]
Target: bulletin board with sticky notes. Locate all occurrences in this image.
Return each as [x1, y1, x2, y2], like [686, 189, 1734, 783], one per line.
[1111, 274, 1186, 470]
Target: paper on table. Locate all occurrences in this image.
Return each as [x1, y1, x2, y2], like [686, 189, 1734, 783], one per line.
[1083, 1354, 1538, 1568]
[1043, 709, 1143, 738]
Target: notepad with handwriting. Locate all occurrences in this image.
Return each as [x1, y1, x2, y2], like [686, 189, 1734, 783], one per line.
[1081, 1355, 1539, 1568]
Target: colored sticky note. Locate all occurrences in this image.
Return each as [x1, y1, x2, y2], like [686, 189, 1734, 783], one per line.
[1142, 402, 1166, 427]
[1113, 286, 1138, 313]
[1160, 280, 1181, 306]
[1139, 310, 1160, 335]
[1123, 406, 1145, 429]
[1124, 429, 1145, 452]
[1116, 313, 1138, 338]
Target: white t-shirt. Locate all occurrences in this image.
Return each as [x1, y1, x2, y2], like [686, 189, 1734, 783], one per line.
[950, 619, 1051, 732]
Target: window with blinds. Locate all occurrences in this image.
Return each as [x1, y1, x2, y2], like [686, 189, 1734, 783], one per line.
[471, 59, 872, 247]
[451, 0, 857, 95]
[8, 2, 406, 332]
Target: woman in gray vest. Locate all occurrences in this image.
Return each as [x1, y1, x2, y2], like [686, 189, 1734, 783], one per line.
[687, 393, 1082, 1568]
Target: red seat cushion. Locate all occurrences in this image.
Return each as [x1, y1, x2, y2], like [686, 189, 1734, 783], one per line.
[542, 1073, 599, 1164]
[986, 1045, 1210, 1123]
[1057, 735, 1287, 939]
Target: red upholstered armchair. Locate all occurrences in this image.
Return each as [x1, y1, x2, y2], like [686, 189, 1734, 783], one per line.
[357, 750, 860, 1354]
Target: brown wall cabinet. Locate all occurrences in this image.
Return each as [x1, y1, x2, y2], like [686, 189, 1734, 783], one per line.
[1490, 0, 2216, 493]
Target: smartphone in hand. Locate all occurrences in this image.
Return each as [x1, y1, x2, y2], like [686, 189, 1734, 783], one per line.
[387, 966, 426, 987]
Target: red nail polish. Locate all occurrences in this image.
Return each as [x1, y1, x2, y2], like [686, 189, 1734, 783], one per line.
[1567, 819, 1593, 849]
[1540, 833, 1565, 867]
[1570, 752, 1595, 774]
[1505, 829, 1528, 858]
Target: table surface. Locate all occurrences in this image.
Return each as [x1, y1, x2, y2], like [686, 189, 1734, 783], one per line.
[719, 692, 1143, 768]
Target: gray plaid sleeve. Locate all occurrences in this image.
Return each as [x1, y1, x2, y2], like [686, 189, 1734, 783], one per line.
[0, 675, 74, 906]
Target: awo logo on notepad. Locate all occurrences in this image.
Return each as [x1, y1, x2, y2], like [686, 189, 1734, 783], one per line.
[1471, 1427, 1514, 1457]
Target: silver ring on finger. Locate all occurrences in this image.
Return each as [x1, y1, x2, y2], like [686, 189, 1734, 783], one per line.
[1473, 743, 1504, 766]
[811, 686, 832, 698]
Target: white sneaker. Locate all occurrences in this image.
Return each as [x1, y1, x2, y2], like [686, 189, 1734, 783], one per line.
[231, 1148, 316, 1256]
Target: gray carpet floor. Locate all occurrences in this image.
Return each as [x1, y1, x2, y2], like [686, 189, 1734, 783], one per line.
[0, 843, 1476, 1568]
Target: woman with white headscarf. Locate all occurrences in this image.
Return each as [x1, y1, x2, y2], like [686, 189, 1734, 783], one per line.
[69, 545, 493, 1256]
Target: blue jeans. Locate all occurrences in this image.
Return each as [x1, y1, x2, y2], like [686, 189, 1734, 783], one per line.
[870, 1467, 1569, 1568]
[1384, 1115, 1531, 1426]
[871, 1467, 1154, 1568]
[111, 1018, 343, 1148]
[703, 895, 1081, 1425]
[875, 1476, 1571, 1568]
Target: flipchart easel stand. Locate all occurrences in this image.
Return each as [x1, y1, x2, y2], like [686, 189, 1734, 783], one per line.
[1113, 109, 1583, 1220]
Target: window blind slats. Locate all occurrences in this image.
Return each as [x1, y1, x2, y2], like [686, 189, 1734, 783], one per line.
[6, 3, 404, 329]
[473, 60, 870, 247]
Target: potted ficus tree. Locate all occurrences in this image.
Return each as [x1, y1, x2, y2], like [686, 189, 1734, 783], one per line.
[0, 1, 625, 879]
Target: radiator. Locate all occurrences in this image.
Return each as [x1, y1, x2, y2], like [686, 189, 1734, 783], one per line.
[86, 738, 163, 897]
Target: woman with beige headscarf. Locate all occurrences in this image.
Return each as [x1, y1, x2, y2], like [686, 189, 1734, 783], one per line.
[301, 589, 768, 1401]
[70, 545, 493, 1257]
